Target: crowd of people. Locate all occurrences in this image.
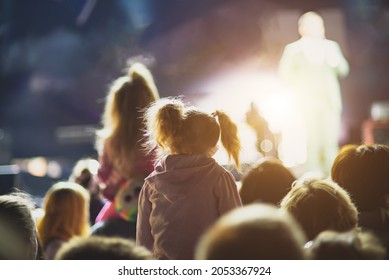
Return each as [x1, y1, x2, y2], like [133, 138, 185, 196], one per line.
[1, 11, 388, 261]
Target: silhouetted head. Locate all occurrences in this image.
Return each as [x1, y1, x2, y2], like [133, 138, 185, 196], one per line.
[0, 193, 38, 259]
[331, 144, 389, 211]
[240, 158, 295, 206]
[56, 236, 153, 260]
[37, 182, 90, 248]
[307, 230, 385, 260]
[280, 178, 358, 240]
[145, 98, 241, 168]
[196, 203, 307, 259]
[298, 11, 325, 39]
[69, 158, 100, 196]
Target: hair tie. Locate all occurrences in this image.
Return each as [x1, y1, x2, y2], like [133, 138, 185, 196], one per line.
[212, 111, 221, 118]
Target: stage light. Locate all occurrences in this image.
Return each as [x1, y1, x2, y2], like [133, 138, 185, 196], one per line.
[47, 161, 62, 178]
[260, 139, 273, 153]
[193, 67, 308, 168]
[27, 157, 48, 177]
[86, 159, 100, 175]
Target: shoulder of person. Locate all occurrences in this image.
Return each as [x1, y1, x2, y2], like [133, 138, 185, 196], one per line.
[287, 40, 304, 49]
[282, 40, 304, 56]
[214, 164, 237, 181]
[325, 39, 341, 48]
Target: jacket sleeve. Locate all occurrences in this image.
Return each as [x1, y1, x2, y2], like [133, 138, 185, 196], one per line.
[278, 44, 299, 87]
[326, 41, 349, 78]
[136, 181, 154, 252]
[214, 170, 242, 216]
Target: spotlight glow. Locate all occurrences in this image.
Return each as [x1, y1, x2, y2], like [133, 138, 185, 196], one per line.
[47, 161, 62, 178]
[193, 68, 307, 168]
[27, 157, 48, 177]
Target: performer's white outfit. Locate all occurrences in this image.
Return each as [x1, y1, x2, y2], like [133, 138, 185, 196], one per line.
[279, 37, 349, 175]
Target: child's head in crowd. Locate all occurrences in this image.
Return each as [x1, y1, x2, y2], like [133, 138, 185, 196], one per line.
[239, 158, 295, 205]
[196, 203, 307, 259]
[280, 178, 358, 240]
[37, 182, 90, 248]
[144, 98, 241, 168]
[307, 229, 386, 260]
[331, 144, 389, 211]
[69, 158, 100, 197]
[0, 193, 37, 259]
[56, 236, 153, 260]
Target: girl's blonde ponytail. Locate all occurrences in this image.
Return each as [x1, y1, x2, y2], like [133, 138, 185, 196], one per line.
[214, 110, 241, 169]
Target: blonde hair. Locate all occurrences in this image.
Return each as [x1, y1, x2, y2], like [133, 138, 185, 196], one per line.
[97, 63, 159, 177]
[37, 182, 90, 249]
[280, 178, 358, 240]
[144, 98, 241, 168]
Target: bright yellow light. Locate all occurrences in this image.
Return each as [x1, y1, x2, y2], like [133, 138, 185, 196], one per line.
[193, 68, 307, 168]
[86, 159, 100, 175]
[27, 157, 48, 177]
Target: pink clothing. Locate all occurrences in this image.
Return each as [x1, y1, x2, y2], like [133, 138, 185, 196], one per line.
[136, 154, 242, 260]
[95, 201, 119, 223]
[98, 144, 153, 201]
[96, 142, 154, 223]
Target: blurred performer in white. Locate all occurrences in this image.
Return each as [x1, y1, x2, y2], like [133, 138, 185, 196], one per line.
[279, 11, 349, 175]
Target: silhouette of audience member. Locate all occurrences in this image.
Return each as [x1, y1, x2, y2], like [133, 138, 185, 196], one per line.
[56, 236, 152, 260]
[332, 144, 389, 213]
[95, 63, 159, 237]
[245, 102, 277, 157]
[280, 178, 358, 240]
[239, 158, 295, 206]
[0, 193, 38, 259]
[331, 144, 389, 254]
[306, 230, 385, 260]
[195, 203, 307, 260]
[69, 158, 104, 225]
[37, 182, 90, 259]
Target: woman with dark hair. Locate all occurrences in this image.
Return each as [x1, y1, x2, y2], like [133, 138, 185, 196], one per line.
[331, 144, 389, 255]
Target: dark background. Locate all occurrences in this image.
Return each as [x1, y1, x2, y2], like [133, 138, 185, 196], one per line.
[0, 0, 388, 163]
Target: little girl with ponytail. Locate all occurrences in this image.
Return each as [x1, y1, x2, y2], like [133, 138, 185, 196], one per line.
[137, 98, 242, 260]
